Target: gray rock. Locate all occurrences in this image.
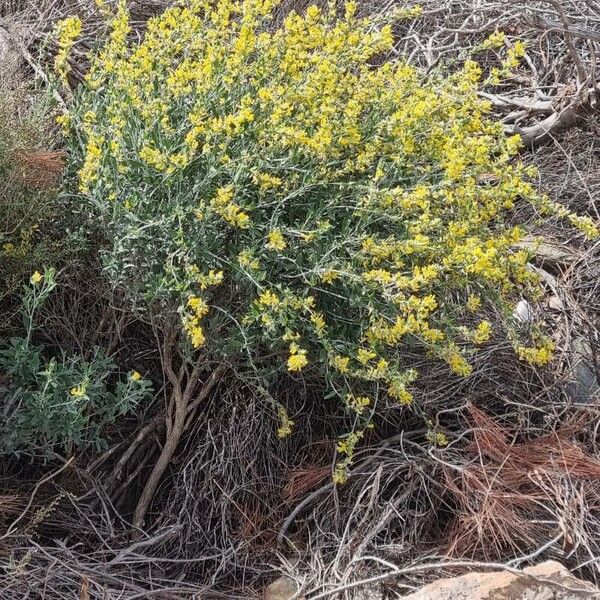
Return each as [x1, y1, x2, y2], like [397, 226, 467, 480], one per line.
[264, 576, 303, 600]
[514, 299, 534, 325]
[566, 336, 600, 404]
[401, 561, 600, 600]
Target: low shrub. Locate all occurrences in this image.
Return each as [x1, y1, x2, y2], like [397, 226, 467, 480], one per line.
[0, 57, 71, 311]
[0, 269, 153, 457]
[58, 0, 596, 479]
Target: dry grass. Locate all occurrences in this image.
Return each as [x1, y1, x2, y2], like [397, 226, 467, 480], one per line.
[446, 405, 600, 562]
[10, 149, 65, 189]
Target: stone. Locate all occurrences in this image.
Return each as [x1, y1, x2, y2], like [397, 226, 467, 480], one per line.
[566, 336, 600, 404]
[264, 576, 304, 600]
[547, 295, 564, 311]
[401, 560, 600, 600]
[513, 299, 534, 324]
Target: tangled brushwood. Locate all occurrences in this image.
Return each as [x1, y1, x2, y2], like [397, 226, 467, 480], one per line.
[2, 0, 600, 598]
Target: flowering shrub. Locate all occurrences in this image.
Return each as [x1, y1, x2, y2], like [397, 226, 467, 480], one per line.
[58, 0, 596, 479]
[0, 269, 153, 456]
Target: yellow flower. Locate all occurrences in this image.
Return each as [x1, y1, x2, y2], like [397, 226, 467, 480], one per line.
[346, 394, 371, 415]
[357, 348, 376, 365]
[482, 30, 506, 50]
[213, 185, 234, 205]
[426, 431, 449, 447]
[30, 271, 43, 285]
[472, 320, 492, 344]
[321, 270, 339, 284]
[184, 296, 209, 348]
[276, 405, 294, 438]
[208, 185, 252, 228]
[387, 379, 413, 405]
[187, 322, 206, 348]
[257, 289, 280, 308]
[253, 171, 282, 190]
[466, 294, 481, 312]
[130, 370, 142, 381]
[238, 249, 260, 269]
[266, 229, 287, 251]
[70, 383, 86, 398]
[568, 214, 599, 239]
[56, 113, 71, 132]
[287, 347, 308, 372]
[187, 295, 209, 317]
[54, 16, 82, 84]
[446, 347, 473, 377]
[197, 269, 224, 290]
[368, 359, 389, 378]
[333, 468, 348, 485]
[310, 311, 326, 335]
[330, 355, 350, 374]
[515, 336, 554, 366]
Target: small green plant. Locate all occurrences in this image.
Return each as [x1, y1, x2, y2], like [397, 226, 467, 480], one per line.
[0, 268, 152, 457]
[57, 0, 597, 480]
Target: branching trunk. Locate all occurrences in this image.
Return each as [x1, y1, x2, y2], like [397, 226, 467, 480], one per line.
[131, 328, 226, 531]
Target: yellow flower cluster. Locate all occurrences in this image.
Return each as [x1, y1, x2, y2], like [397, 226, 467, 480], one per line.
[488, 40, 527, 84]
[287, 342, 308, 372]
[276, 405, 294, 438]
[54, 16, 82, 85]
[183, 295, 210, 348]
[253, 172, 282, 191]
[30, 271, 43, 285]
[515, 335, 555, 367]
[257, 289, 280, 308]
[345, 394, 371, 415]
[426, 430, 449, 447]
[209, 186, 251, 229]
[197, 269, 224, 290]
[266, 229, 286, 251]
[481, 30, 506, 50]
[472, 321, 492, 344]
[70, 382, 87, 398]
[334, 430, 364, 484]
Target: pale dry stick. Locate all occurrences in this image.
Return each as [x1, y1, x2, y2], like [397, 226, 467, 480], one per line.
[85, 439, 122, 474]
[479, 91, 554, 113]
[507, 531, 564, 567]
[537, 0, 588, 83]
[329, 474, 382, 581]
[511, 96, 592, 146]
[108, 526, 182, 565]
[111, 449, 154, 507]
[545, 130, 600, 219]
[0, 23, 66, 107]
[351, 488, 415, 561]
[277, 432, 413, 547]
[103, 412, 163, 495]
[24, 539, 170, 598]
